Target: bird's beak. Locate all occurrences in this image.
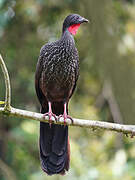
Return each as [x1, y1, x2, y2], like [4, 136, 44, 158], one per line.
[79, 17, 89, 24]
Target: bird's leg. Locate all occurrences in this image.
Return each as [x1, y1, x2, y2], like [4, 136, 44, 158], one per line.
[43, 102, 57, 127]
[58, 103, 73, 126]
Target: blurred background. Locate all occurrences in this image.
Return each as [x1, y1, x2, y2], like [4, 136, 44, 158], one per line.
[1, 0, 135, 179]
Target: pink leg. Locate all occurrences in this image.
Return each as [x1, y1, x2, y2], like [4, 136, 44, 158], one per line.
[58, 103, 73, 126]
[43, 102, 57, 127]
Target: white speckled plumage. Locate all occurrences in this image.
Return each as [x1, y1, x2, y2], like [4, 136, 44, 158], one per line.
[35, 14, 88, 175]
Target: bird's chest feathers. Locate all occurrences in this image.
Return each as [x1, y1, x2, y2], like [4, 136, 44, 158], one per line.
[44, 50, 77, 83]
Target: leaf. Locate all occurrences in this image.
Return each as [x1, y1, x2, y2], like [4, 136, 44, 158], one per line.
[0, 101, 5, 104]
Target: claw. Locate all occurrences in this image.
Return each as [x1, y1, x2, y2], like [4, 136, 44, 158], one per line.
[43, 102, 57, 127]
[58, 114, 73, 126]
[66, 115, 74, 124]
[58, 103, 73, 126]
[43, 112, 57, 127]
[43, 112, 57, 121]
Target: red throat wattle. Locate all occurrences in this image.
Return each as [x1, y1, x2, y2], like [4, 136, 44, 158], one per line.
[68, 24, 80, 35]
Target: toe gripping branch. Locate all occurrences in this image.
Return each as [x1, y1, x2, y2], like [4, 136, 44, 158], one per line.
[43, 102, 57, 127]
[58, 103, 73, 126]
[43, 102, 73, 127]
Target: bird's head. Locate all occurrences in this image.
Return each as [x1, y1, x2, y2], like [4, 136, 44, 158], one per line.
[62, 14, 89, 35]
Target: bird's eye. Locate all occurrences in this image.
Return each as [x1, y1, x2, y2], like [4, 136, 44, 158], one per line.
[76, 16, 79, 20]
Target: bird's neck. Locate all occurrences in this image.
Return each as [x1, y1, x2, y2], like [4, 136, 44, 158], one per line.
[61, 29, 75, 45]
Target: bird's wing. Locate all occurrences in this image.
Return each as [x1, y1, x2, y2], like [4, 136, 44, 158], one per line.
[69, 48, 79, 99]
[35, 48, 48, 109]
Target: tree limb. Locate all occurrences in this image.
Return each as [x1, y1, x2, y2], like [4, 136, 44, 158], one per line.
[0, 54, 135, 137]
[0, 107, 135, 136]
[0, 54, 11, 111]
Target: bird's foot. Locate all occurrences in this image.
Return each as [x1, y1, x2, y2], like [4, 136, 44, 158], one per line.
[58, 114, 73, 126]
[43, 112, 57, 127]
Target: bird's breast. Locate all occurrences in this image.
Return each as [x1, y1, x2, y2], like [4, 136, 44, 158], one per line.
[40, 43, 79, 102]
[43, 50, 77, 85]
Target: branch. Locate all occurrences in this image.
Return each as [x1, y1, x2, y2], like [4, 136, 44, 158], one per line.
[0, 107, 135, 136]
[0, 54, 11, 111]
[0, 54, 135, 137]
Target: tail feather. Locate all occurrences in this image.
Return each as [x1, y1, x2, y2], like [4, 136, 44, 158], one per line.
[39, 102, 70, 175]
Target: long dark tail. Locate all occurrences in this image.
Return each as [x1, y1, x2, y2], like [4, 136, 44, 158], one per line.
[40, 102, 70, 175]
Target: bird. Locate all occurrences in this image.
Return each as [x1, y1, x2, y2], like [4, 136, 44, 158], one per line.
[35, 14, 88, 175]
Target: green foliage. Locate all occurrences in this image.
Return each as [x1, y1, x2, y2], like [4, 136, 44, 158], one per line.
[0, 0, 135, 179]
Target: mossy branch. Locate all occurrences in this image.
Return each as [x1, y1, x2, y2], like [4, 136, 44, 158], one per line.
[0, 107, 135, 136]
[0, 54, 11, 111]
[0, 53, 135, 137]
